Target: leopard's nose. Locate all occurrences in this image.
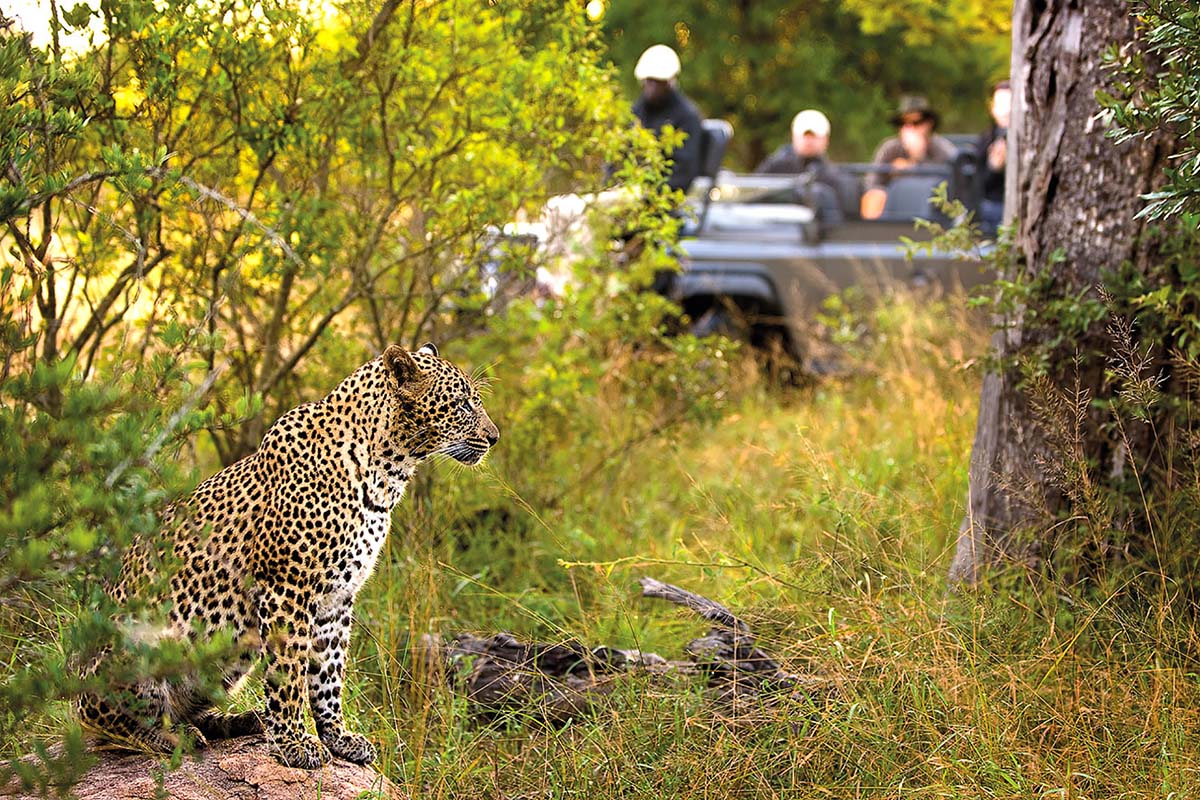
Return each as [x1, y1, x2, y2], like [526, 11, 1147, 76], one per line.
[484, 423, 499, 446]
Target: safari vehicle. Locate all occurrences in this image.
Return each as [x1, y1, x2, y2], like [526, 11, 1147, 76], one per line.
[673, 120, 992, 366]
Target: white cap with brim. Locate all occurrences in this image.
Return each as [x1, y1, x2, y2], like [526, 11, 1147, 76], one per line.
[791, 109, 831, 138]
[635, 44, 681, 81]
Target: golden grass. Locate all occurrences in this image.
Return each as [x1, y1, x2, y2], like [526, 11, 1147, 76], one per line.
[341, 290, 1200, 798]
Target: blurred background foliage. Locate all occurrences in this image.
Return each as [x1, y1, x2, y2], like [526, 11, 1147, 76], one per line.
[601, 0, 1011, 166]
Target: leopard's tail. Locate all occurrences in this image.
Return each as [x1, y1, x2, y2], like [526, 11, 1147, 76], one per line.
[75, 680, 211, 754]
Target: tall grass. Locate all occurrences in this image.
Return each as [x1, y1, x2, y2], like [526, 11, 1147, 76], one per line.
[8, 286, 1199, 798]
[337, 289, 1200, 798]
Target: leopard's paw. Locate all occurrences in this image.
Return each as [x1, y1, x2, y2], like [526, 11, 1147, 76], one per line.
[323, 730, 377, 765]
[270, 734, 331, 769]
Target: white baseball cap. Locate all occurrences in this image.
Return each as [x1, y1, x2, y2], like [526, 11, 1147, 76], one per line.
[791, 109, 831, 138]
[634, 45, 681, 81]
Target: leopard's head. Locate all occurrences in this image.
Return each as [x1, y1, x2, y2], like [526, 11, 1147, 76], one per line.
[382, 342, 499, 465]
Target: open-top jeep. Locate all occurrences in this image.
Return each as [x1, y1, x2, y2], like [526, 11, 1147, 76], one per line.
[673, 120, 992, 366]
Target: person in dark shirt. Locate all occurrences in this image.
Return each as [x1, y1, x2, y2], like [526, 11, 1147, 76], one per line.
[757, 109, 842, 178]
[756, 109, 847, 222]
[630, 44, 704, 195]
[975, 79, 1011, 235]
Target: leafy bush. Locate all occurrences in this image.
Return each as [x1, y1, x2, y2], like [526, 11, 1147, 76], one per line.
[1103, 0, 1200, 221]
[0, 335, 206, 791]
[0, 0, 734, 792]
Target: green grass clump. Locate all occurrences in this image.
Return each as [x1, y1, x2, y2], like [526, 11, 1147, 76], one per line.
[343, 291, 1200, 798]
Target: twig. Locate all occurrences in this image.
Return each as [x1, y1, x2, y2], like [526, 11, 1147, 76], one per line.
[105, 362, 226, 488]
[638, 577, 749, 634]
[165, 172, 305, 271]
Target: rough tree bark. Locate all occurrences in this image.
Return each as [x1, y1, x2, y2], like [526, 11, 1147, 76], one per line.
[949, 1, 1177, 583]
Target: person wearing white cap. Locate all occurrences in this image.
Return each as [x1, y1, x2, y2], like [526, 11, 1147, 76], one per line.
[756, 109, 847, 222]
[630, 44, 704, 195]
[756, 109, 836, 177]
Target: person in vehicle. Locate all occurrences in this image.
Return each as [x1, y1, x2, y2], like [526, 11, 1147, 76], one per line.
[755, 109, 847, 223]
[975, 79, 1011, 235]
[756, 109, 838, 178]
[631, 44, 705, 195]
[861, 96, 958, 220]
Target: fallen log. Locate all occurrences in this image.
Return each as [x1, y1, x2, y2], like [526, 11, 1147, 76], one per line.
[418, 576, 826, 722]
[638, 576, 808, 711]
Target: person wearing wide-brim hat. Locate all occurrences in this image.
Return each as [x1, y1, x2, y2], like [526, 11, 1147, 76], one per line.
[889, 95, 942, 128]
[861, 95, 958, 219]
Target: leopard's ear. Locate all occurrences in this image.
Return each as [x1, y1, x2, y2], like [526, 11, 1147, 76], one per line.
[383, 344, 419, 385]
[417, 342, 439, 357]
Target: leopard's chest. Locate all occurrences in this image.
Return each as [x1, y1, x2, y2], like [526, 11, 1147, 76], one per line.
[336, 507, 391, 599]
[318, 444, 410, 608]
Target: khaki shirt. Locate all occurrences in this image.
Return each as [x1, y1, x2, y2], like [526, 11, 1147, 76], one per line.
[865, 135, 958, 190]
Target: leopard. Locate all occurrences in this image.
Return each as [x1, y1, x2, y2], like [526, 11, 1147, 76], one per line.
[76, 343, 499, 769]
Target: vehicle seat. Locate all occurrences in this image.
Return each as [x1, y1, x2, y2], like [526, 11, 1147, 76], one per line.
[695, 119, 734, 230]
[797, 179, 844, 226]
[830, 171, 863, 220]
[699, 119, 733, 179]
[880, 174, 944, 222]
[950, 149, 981, 209]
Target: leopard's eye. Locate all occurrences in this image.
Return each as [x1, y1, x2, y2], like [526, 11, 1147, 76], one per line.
[460, 397, 473, 413]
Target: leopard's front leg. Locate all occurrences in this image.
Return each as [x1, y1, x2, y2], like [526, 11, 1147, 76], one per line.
[258, 583, 330, 769]
[308, 603, 377, 764]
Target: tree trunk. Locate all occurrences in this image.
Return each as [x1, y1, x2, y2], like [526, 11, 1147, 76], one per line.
[949, 1, 1176, 583]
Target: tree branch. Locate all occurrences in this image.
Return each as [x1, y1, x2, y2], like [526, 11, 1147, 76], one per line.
[67, 251, 169, 356]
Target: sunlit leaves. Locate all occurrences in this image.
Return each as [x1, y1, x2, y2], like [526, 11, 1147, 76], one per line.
[0, 2, 688, 789]
[842, 0, 1010, 46]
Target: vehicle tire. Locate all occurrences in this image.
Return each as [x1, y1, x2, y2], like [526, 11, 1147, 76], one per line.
[691, 304, 808, 387]
[756, 326, 807, 387]
[689, 306, 751, 340]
